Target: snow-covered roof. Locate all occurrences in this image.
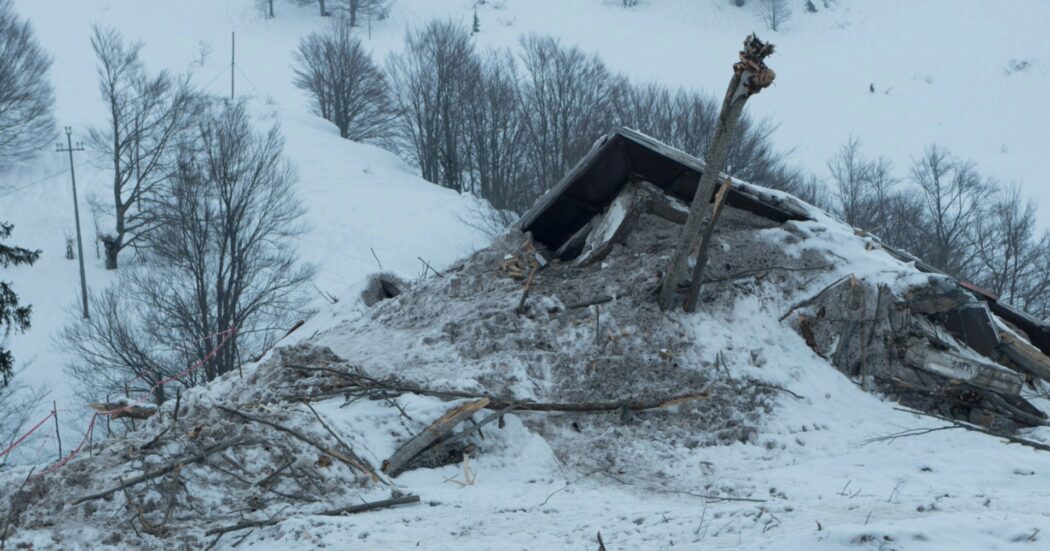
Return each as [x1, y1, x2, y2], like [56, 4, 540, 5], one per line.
[517, 127, 810, 253]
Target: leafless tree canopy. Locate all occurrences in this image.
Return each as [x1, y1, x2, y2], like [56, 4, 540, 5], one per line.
[612, 82, 806, 198]
[823, 138, 1050, 320]
[754, 0, 792, 32]
[88, 26, 201, 270]
[294, 21, 394, 142]
[290, 0, 392, 22]
[384, 21, 803, 221]
[387, 20, 477, 192]
[463, 50, 530, 215]
[517, 34, 623, 195]
[342, 0, 391, 27]
[909, 145, 995, 277]
[64, 102, 315, 404]
[0, 0, 56, 167]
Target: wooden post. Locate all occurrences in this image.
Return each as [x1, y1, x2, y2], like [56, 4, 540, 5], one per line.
[657, 35, 776, 311]
[683, 178, 733, 312]
[52, 401, 62, 460]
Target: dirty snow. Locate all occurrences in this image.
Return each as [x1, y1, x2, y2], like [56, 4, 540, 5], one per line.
[2, 0, 1050, 549]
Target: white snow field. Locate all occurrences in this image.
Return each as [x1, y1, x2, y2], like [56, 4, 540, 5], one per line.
[0, 0, 1048, 549]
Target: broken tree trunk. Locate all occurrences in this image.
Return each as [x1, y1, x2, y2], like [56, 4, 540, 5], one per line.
[657, 34, 776, 311]
[683, 178, 733, 313]
[382, 398, 489, 477]
[89, 401, 157, 420]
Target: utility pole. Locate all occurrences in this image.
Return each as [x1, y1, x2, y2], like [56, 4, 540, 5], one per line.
[230, 31, 235, 100]
[57, 127, 89, 319]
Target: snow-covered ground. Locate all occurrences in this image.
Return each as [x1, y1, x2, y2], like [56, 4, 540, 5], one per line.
[1, 0, 1049, 548]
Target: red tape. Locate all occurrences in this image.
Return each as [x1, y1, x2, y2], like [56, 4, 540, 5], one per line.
[0, 409, 55, 460]
[0, 326, 236, 477]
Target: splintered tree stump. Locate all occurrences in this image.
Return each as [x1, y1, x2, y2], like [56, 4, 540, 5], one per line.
[89, 402, 158, 420]
[382, 398, 490, 477]
[658, 34, 776, 311]
[683, 178, 733, 312]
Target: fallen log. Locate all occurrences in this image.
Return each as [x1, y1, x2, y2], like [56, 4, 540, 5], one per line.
[70, 439, 254, 505]
[89, 401, 157, 420]
[205, 494, 421, 537]
[893, 407, 1050, 453]
[383, 398, 490, 477]
[575, 182, 648, 266]
[287, 365, 710, 414]
[218, 406, 372, 476]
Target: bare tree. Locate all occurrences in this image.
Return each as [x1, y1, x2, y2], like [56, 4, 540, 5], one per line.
[463, 50, 530, 214]
[294, 21, 393, 141]
[754, 0, 791, 31]
[973, 185, 1050, 316]
[63, 102, 315, 403]
[88, 26, 201, 270]
[828, 136, 872, 228]
[0, 0, 55, 167]
[517, 34, 622, 195]
[909, 145, 993, 277]
[341, 0, 391, 27]
[387, 20, 478, 192]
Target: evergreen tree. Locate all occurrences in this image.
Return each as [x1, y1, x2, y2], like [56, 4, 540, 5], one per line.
[0, 222, 40, 386]
[472, 9, 480, 33]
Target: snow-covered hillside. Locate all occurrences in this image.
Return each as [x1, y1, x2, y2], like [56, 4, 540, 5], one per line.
[5, 0, 1050, 439]
[1, 1, 1049, 548]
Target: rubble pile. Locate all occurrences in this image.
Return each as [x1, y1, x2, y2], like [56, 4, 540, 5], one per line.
[2, 128, 1047, 548]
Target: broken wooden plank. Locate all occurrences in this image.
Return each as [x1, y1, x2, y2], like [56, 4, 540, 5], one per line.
[382, 398, 489, 477]
[998, 330, 1050, 382]
[575, 182, 647, 265]
[636, 180, 689, 224]
[901, 345, 1024, 396]
[554, 217, 595, 260]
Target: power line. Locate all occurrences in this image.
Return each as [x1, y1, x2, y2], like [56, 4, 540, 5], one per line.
[235, 65, 262, 95]
[0, 162, 89, 199]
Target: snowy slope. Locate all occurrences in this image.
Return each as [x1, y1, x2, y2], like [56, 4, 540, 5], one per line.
[0, 1, 1048, 546]
[3, 177, 1049, 550]
[0, 0, 491, 458]
[5, 0, 1050, 435]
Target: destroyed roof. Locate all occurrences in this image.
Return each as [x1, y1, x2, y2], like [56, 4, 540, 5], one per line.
[516, 127, 811, 254]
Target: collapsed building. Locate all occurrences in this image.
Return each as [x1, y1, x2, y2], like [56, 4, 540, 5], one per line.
[2, 128, 1048, 548]
[517, 127, 1050, 432]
